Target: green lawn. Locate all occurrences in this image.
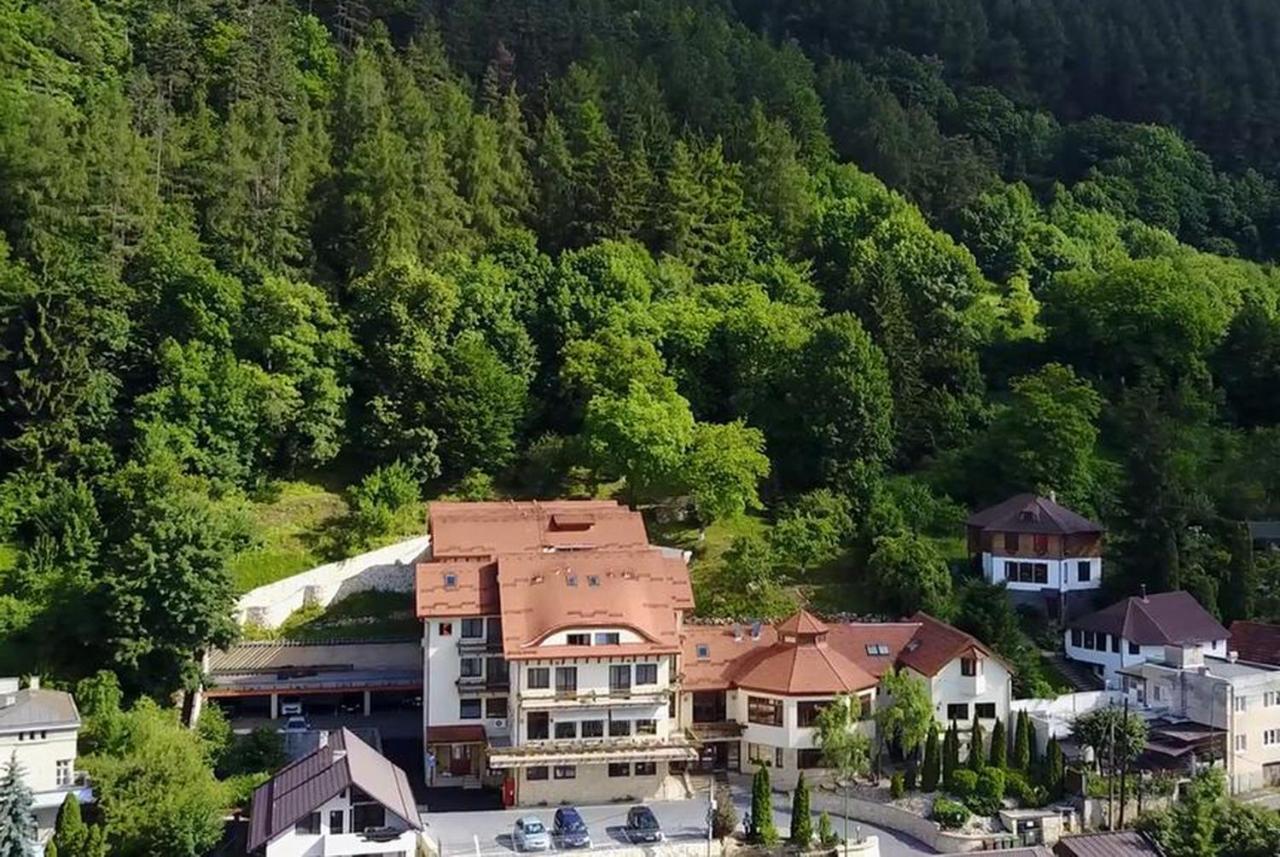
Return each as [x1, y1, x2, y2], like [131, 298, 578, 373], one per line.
[229, 480, 349, 593]
[273, 591, 419, 642]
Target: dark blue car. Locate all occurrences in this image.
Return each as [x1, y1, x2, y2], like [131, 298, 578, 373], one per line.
[625, 806, 663, 843]
[553, 807, 592, 848]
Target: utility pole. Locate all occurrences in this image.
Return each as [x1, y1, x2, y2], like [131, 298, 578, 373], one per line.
[1118, 697, 1129, 828]
[1107, 705, 1116, 830]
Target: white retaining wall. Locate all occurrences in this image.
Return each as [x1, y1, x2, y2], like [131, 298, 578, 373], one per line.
[808, 789, 1022, 853]
[236, 535, 432, 628]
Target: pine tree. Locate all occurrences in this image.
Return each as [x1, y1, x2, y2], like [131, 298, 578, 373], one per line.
[943, 722, 960, 790]
[0, 754, 37, 857]
[817, 810, 837, 847]
[1044, 738, 1065, 798]
[1027, 718, 1039, 767]
[43, 845, 55, 857]
[1014, 710, 1032, 772]
[52, 794, 86, 856]
[968, 718, 986, 772]
[921, 723, 940, 792]
[988, 718, 1007, 769]
[790, 772, 813, 845]
[750, 763, 778, 845]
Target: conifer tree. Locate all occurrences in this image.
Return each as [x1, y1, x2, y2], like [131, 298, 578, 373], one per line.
[52, 795, 85, 856]
[750, 763, 778, 844]
[1014, 710, 1032, 772]
[989, 717, 1007, 769]
[921, 723, 941, 791]
[968, 718, 986, 772]
[0, 754, 37, 857]
[943, 722, 960, 790]
[1044, 738, 1065, 798]
[790, 772, 813, 845]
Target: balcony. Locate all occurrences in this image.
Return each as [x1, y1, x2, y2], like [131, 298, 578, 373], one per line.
[457, 636, 504, 654]
[961, 673, 987, 695]
[456, 674, 510, 693]
[522, 687, 668, 709]
[32, 772, 92, 811]
[320, 828, 420, 855]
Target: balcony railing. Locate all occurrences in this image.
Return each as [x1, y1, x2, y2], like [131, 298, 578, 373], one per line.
[458, 636, 504, 653]
[456, 674, 510, 692]
[524, 686, 668, 706]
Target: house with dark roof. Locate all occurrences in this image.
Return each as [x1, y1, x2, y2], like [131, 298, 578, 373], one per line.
[1053, 831, 1162, 857]
[247, 727, 421, 856]
[0, 677, 91, 847]
[678, 610, 1014, 788]
[1064, 590, 1229, 683]
[967, 494, 1105, 619]
[1229, 619, 1280, 666]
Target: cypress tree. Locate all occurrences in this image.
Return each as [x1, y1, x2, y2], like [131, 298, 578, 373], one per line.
[790, 772, 813, 845]
[53, 794, 86, 856]
[988, 718, 1007, 769]
[1014, 710, 1032, 772]
[1045, 738, 1065, 798]
[921, 723, 940, 792]
[968, 718, 986, 772]
[750, 763, 778, 844]
[943, 722, 960, 790]
[1026, 717, 1039, 767]
[0, 754, 37, 857]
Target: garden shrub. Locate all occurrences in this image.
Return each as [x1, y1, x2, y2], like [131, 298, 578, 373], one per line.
[890, 772, 905, 799]
[932, 797, 970, 829]
[951, 768, 978, 798]
[966, 768, 1006, 816]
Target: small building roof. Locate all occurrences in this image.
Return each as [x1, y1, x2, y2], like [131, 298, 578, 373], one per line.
[205, 640, 422, 697]
[1229, 619, 1280, 666]
[247, 728, 420, 852]
[896, 612, 1005, 677]
[1053, 831, 1162, 857]
[776, 610, 829, 637]
[1070, 591, 1228, 646]
[0, 687, 80, 733]
[967, 493, 1103, 535]
[730, 615, 878, 695]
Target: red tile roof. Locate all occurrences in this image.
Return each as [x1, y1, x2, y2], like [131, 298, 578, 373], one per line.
[967, 493, 1103, 535]
[896, 612, 1003, 676]
[731, 635, 878, 695]
[1229, 620, 1280, 665]
[1071, 591, 1228, 646]
[428, 500, 649, 557]
[776, 609, 829, 636]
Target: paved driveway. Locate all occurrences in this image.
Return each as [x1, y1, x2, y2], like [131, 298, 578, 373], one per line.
[423, 787, 937, 857]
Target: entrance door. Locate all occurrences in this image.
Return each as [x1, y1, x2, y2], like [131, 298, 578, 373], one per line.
[727, 742, 740, 772]
[450, 743, 473, 775]
[1265, 762, 1280, 786]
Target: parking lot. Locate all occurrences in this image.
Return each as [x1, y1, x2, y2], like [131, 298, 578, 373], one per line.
[423, 789, 938, 857]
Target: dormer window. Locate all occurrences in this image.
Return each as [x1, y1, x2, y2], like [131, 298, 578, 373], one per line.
[696, 644, 710, 661]
[865, 644, 890, 656]
[1019, 509, 1036, 522]
[566, 633, 590, 646]
[587, 575, 600, 587]
[444, 573, 458, 590]
[961, 657, 980, 676]
[567, 574, 578, 587]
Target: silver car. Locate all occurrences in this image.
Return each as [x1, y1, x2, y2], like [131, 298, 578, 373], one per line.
[514, 816, 551, 852]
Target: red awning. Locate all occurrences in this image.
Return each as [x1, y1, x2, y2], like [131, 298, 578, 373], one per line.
[426, 725, 486, 744]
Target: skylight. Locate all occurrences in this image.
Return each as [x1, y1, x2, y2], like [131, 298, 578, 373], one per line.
[444, 573, 458, 590]
[696, 644, 710, 660]
[865, 644, 890, 656]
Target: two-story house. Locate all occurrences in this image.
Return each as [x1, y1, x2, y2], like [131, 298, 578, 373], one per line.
[0, 677, 90, 845]
[1064, 590, 1229, 684]
[678, 611, 1014, 788]
[416, 501, 699, 805]
[247, 728, 422, 856]
[967, 494, 1104, 620]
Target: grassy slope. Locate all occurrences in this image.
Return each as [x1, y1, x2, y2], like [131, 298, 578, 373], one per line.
[229, 480, 348, 593]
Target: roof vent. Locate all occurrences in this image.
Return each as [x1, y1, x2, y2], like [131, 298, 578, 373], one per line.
[532, 575, 544, 584]
[750, 620, 762, 641]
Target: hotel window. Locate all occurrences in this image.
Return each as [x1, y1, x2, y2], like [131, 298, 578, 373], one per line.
[566, 633, 590, 646]
[55, 760, 71, 787]
[1078, 561, 1092, 582]
[947, 703, 969, 722]
[595, 632, 621, 645]
[528, 667, 550, 689]
[555, 721, 577, 740]
[610, 664, 632, 692]
[1004, 532, 1019, 552]
[461, 618, 484, 638]
[1267, 692, 1278, 707]
[527, 766, 548, 781]
[1153, 685, 1165, 703]
[587, 575, 600, 587]
[1035, 563, 1048, 583]
[748, 696, 783, 726]
[459, 698, 482, 720]
[553, 765, 576, 780]
[1071, 629, 1082, 647]
[1093, 633, 1107, 652]
[609, 719, 632, 737]
[1236, 696, 1248, 713]
[696, 644, 711, 660]
[976, 703, 996, 720]
[1083, 631, 1095, 650]
[635, 719, 657, 735]
[485, 697, 508, 719]
[1265, 730, 1280, 746]
[1004, 560, 1017, 580]
[438, 622, 453, 637]
[634, 762, 657, 776]
[1111, 635, 1120, 654]
[797, 701, 827, 728]
[295, 813, 321, 835]
[636, 663, 658, 685]
[555, 667, 578, 694]
[460, 657, 482, 678]
[608, 763, 631, 777]
[748, 743, 773, 767]
[527, 712, 550, 740]
[581, 720, 604, 739]
[1236, 735, 1247, 751]
[1129, 641, 1140, 655]
[798, 749, 825, 769]
[961, 657, 979, 676]
[860, 696, 873, 719]
[775, 747, 785, 768]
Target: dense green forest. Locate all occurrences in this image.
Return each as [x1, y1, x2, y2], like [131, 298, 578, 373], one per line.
[6, 0, 1280, 713]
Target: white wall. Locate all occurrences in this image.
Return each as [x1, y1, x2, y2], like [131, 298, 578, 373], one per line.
[1064, 632, 1227, 683]
[983, 553, 1102, 592]
[237, 535, 431, 628]
[927, 655, 1011, 729]
[0, 727, 78, 794]
[539, 627, 647, 646]
[263, 790, 418, 857]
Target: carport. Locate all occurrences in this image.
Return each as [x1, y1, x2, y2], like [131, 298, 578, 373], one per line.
[204, 639, 422, 718]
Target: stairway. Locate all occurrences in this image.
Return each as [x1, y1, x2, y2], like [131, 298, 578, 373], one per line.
[1046, 651, 1104, 692]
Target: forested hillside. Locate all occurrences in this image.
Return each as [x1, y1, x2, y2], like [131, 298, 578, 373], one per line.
[4, 0, 1280, 708]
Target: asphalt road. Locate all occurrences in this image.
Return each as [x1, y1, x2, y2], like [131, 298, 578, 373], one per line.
[423, 789, 938, 857]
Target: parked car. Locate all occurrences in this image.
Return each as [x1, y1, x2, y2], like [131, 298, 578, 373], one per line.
[553, 807, 591, 848]
[278, 715, 309, 734]
[513, 817, 551, 852]
[624, 806, 663, 843]
[280, 702, 303, 716]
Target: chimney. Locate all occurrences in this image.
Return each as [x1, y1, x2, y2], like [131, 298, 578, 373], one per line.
[1141, 584, 1149, 602]
[317, 730, 330, 749]
[1229, 650, 1240, 663]
[732, 623, 742, 642]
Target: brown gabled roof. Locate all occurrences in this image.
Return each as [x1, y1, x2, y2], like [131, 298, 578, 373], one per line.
[496, 549, 692, 659]
[826, 623, 923, 678]
[1229, 620, 1280, 666]
[247, 729, 420, 852]
[1053, 831, 1162, 857]
[681, 625, 777, 691]
[416, 557, 499, 618]
[428, 500, 649, 557]
[1070, 591, 1228, 646]
[967, 493, 1103, 535]
[895, 612, 1006, 677]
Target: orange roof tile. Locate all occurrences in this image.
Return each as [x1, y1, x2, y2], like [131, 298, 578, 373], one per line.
[681, 625, 778, 691]
[496, 549, 692, 659]
[415, 557, 499, 617]
[428, 500, 649, 557]
[732, 636, 878, 695]
[825, 623, 924, 678]
[895, 612, 1003, 676]
[776, 610, 829, 636]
